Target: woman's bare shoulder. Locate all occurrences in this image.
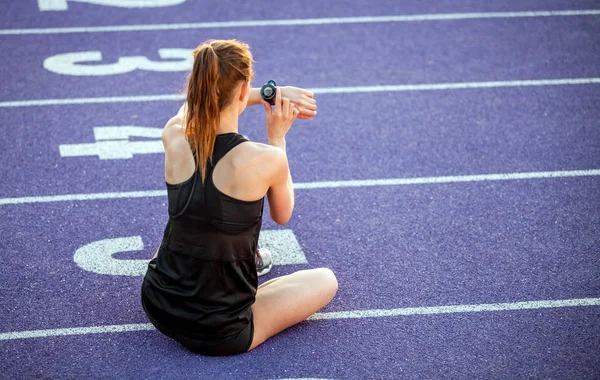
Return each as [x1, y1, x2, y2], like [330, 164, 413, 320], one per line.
[162, 116, 186, 146]
[162, 117, 195, 184]
[234, 141, 287, 176]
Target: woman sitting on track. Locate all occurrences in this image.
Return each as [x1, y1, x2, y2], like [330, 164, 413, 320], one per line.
[141, 39, 338, 356]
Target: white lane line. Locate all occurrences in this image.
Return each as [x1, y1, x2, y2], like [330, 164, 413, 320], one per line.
[2, 9, 600, 35]
[309, 297, 600, 320]
[1, 169, 598, 206]
[310, 78, 600, 94]
[293, 169, 600, 189]
[1, 297, 598, 341]
[0, 94, 184, 108]
[0, 190, 166, 205]
[0, 323, 154, 340]
[1, 78, 599, 108]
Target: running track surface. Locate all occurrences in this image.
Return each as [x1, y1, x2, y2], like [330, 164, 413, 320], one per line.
[1, 1, 599, 379]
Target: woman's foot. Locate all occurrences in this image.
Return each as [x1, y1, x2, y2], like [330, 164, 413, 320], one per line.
[256, 248, 273, 276]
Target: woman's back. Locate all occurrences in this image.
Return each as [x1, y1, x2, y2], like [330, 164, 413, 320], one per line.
[142, 133, 264, 339]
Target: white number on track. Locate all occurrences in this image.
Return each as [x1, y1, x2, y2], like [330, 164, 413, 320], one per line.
[74, 230, 307, 276]
[38, 0, 186, 11]
[59, 126, 163, 159]
[44, 49, 193, 76]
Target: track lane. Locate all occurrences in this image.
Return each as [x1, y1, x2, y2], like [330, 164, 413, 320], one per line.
[1, 178, 598, 331]
[1, 307, 598, 379]
[1, 15, 600, 101]
[1, 85, 598, 197]
[3, 0, 599, 29]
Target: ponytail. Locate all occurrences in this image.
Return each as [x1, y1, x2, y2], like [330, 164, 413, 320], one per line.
[184, 40, 254, 182]
[185, 44, 220, 182]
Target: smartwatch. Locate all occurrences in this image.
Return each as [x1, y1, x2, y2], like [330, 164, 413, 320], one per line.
[260, 80, 277, 105]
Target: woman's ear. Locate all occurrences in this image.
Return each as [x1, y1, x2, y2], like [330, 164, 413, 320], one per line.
[239, 81, 250, 102]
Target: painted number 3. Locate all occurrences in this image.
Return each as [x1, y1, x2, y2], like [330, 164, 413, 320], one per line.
[38, 0, 186, 11]
[43, 49, 193, 76]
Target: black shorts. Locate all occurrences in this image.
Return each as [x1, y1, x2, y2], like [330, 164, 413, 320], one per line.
[141, 286, 254, 356]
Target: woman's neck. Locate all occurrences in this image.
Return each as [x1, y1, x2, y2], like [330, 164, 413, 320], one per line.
[216, 107, 239, 135]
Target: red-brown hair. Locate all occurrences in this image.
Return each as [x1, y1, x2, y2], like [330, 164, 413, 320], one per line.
[185, 39, 254, 181]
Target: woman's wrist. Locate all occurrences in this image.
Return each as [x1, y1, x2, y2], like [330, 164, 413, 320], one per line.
[248, 86, 289, 106]
[268, 137, 286, 150]
[248, 87, 264, 106]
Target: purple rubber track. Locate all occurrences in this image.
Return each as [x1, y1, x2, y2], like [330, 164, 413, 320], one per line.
[1, 0, 599, 378]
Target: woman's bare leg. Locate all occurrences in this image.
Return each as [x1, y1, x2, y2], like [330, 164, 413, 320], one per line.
[248, 268, 338, 351]
[257, 275, 286, 289]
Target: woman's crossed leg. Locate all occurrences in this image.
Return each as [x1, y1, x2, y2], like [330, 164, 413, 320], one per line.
[249, 268, 338, 351]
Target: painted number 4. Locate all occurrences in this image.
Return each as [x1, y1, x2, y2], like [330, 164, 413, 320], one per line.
[59, 126, 164, 160]
[38, 0, 186, 11]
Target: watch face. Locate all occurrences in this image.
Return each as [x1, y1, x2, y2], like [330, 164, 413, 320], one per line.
[261, 81, 277, 104]
[263, 87, 274, 97]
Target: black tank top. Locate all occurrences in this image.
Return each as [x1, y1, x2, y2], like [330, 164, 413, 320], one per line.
[142, 133, 264, 339]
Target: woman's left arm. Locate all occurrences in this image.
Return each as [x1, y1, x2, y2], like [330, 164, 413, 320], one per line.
[248, 86, 317, 120]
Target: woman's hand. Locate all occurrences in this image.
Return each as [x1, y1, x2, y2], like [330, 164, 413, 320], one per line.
[279, 86, 317, 120]
[262, 88, 300, 143]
